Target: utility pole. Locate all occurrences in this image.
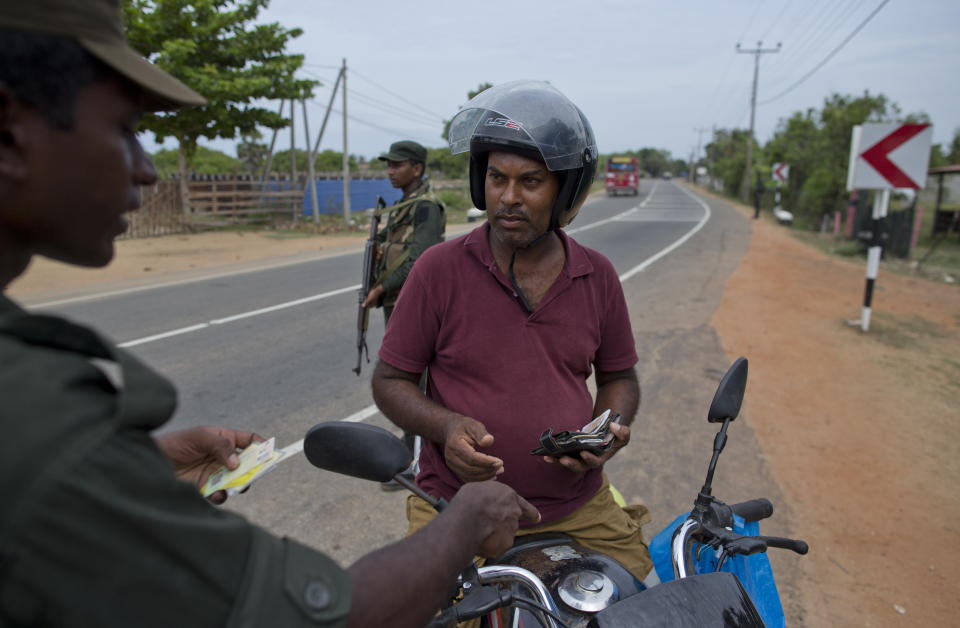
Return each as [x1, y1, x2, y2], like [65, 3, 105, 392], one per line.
[259, 99, 285, 190]
[302, 99, 320, 225]
[707, 125, 716, 190]
[289, 98, 298, 220]
[737, 41, 780, 203]
[692, 126, 709, 183]
[312, 66, 343, 157]
[341, 57, 351, 224]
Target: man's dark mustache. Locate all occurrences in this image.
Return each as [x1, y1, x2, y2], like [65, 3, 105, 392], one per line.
[493, 209, 528, 221]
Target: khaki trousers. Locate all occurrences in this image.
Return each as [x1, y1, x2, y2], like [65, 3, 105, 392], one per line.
[406, 474, 653, 580]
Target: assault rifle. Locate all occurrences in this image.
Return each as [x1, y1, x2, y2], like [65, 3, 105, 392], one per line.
[353, 196, 385, 375]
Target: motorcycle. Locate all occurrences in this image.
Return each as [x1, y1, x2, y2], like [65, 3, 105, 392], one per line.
[303, 357, 807, 627]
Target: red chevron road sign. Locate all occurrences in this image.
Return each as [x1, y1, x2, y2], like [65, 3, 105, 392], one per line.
[772, 162, 789, 183]
[847, 123, 932, 190]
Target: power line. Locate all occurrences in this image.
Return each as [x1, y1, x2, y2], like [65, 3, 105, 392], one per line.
[736, 0, 766, 44]
[349, 68, 445, 121]
[298, 67, 338, 84]
[768, 0, 866, 87]
[700, 46, 742, 128]
[763, 0, 835, 73]
[298, 69, 440, 127]
[315, 102, 438, 143]
[759, 0, 795, 42]
[347, 89, 440, 126]
[301, 62, 342, 70]
[759, 0, 891, 104]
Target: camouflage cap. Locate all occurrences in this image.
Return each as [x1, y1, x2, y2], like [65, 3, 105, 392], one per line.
[378, 140, 427, 164]
[0, 0, 205, 111]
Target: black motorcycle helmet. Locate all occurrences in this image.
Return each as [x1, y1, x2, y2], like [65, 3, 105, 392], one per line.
[448, 80, 598, 232]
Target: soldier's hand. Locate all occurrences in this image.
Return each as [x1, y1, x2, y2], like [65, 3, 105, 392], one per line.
[449, 481, 540, 558]
[442, 415, 504, 482]
[155, 426, 264, 504]
[361, 284, 384, 308]
[543, 422, 630, 474]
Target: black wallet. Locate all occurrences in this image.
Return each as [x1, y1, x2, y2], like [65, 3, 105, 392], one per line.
[531, 410, 621, 457]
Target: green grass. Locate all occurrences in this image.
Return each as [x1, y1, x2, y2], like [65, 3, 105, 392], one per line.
[859, 311, 948, 350]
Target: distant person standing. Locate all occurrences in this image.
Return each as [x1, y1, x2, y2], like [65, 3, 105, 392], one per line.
[753, 172, 765, 220]
[361, 140, 445, 488]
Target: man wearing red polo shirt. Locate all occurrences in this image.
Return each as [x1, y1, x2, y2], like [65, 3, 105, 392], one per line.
[371, 81, 654, 581]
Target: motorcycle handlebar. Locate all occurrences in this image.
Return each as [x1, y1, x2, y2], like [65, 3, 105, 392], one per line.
[730, 498, 774, 523]
[760, 535, 809, 555]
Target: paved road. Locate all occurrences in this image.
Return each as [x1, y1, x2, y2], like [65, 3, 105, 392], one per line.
[37, 181, 796, 603]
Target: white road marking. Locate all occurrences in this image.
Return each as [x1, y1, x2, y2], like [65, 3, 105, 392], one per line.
[118, 324, 209, 348]
[110, 182, 711, 348]
[26, 254, 355, 310]
[117, 285, 360, 347]
[342, 404, 381, 423]
[209, 285, 358, 325]
[618, 207, 704, 222]
[565, 179, 658, 236]
[618, 183, 712, 282]
[282, 404, 382, 457]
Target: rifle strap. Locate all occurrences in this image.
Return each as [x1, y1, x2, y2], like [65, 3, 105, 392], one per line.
[370, 191, 444, 218]
[373, 246, 411, 288]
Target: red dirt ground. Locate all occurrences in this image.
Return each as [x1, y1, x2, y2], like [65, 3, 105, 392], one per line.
[710, 196, 960, 627]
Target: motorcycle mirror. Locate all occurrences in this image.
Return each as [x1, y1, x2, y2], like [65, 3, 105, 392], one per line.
[304, 422, 412, 482]
[707, 357, 748, 424]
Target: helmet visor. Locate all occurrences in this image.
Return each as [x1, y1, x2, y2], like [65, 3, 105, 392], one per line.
[448, 80, 595, 171]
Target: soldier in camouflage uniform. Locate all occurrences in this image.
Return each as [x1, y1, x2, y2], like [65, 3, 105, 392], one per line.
[361, 140, 445, 322]
[361, 141, 445, 488]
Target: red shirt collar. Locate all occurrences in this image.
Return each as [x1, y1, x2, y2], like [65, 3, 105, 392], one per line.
[463, 222, 594, 279]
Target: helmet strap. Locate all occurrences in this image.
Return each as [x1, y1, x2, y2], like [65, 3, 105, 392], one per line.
[508, 231, 550, 313]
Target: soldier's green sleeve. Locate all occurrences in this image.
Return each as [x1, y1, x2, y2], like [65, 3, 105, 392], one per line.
[2, 432, 351, 627]
[0, 306, 351, 627]
[379, 200, 445, 295]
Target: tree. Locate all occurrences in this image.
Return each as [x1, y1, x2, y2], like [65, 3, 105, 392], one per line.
[426, 146, 469, 179]
[764, 91, 900, 227]
[152, 146, 241, 177]
[632, 148, 671, 178]
[314, 149, 356, 172]
[124, 0, 316, 212]
[949, 128, 960, 164]
[268, 149, 357, 175]
[705, 129, 753, 197]
[236, 130, 268, 177]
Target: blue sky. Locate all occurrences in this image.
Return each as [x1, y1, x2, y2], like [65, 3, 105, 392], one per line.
[144, 0, 960, 164]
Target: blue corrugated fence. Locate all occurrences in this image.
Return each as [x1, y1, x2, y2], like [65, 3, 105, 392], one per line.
[301, 179, 402, 216]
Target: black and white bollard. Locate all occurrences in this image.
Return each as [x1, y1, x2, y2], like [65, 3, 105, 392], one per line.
[861, 189, 890, 332]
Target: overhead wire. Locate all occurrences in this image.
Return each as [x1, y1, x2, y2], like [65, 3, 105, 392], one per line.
[252, 63, 450, 155]
[758, 0, 795, 42]
[702, 0, 769, 133]
[296, 68, 441, 128]
[762, 0, 835, 73]
[347, 89, 441, 126]
[759, 0, 891, 104]
[699, 41, 744, 130]
[301, 62, 342, 70]
[349, 67, 446, 121]
[766, 0, 866, 90]
[735, 0, 766, 45]
[328, 106, 439, 145]
[710, 1, 799, 133]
